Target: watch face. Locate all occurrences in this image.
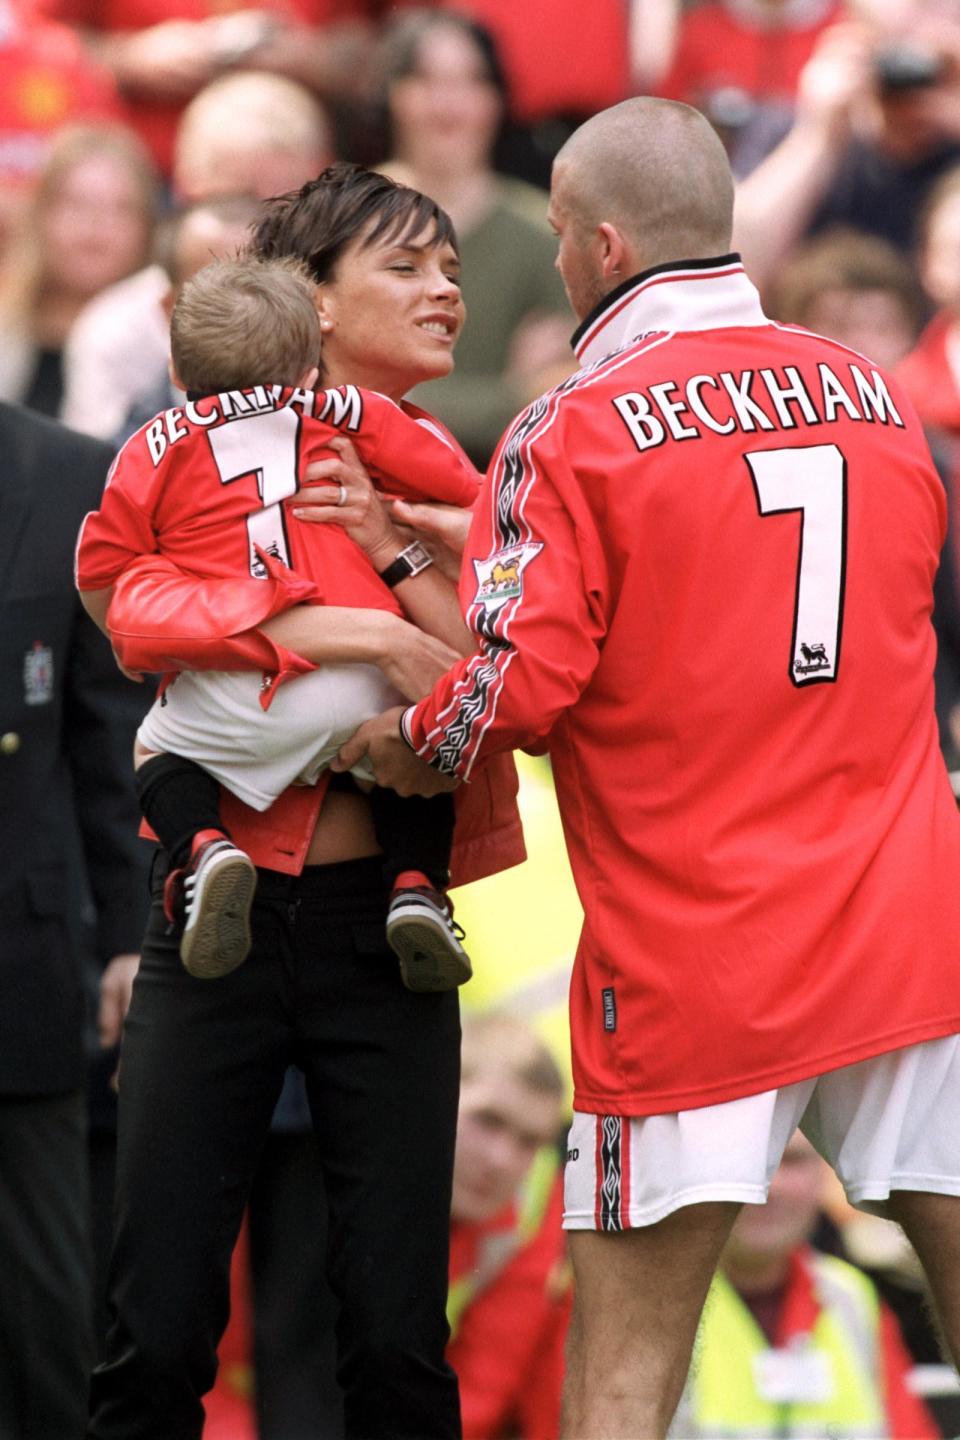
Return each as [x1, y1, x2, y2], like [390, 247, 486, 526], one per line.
[406, 541, 431, 570]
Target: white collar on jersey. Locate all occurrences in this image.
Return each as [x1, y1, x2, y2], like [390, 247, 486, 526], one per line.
[571, 254, 768, 368]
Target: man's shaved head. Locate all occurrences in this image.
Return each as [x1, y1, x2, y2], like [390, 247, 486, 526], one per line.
[552, 99, 734, 281]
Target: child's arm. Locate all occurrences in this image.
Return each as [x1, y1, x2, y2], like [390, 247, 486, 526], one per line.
[104, 551, 453, 701]
[75, 442, 159, 599]
[79, 584, 144, 680]
[79, 585, 113, 637]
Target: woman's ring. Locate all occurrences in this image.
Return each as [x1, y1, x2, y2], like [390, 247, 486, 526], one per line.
[336, 482, 348, 507]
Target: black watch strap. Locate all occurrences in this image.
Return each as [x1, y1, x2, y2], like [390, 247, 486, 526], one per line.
[378, 540, 433, 588]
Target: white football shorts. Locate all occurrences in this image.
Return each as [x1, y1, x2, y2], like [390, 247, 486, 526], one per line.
[137, 664, 403, 810]
[563, 1032, 960, 1229]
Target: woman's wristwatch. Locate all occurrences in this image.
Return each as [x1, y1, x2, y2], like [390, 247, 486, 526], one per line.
[377, 540, 434, 588]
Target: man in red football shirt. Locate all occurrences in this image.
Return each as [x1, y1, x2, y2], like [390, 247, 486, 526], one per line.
[338, 97, 960, 1436]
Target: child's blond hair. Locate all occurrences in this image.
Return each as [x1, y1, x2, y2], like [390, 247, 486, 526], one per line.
[170, 254, 321, 394]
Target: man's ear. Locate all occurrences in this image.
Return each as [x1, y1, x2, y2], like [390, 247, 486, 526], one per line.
[301, 364, 320, 390]
[168, 353, 185, 391]
[160, 282, 176, 320]
[596, 222, 629, 282]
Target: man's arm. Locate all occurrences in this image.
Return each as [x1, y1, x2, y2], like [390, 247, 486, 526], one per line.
[733, 22, 873, 290]
[336, 411, 607, 790]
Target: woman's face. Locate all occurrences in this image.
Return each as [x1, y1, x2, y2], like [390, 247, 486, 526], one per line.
[41, 152, 150, 300]
[316, 220, 465, 399]
[389, 24, 502, 173]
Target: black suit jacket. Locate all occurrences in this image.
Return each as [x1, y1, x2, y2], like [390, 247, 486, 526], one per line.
[0, 403, 149, 1093]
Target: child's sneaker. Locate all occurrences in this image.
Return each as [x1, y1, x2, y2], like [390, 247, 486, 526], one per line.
[386, 870, 472, 993]
[163, 830, 257, 979]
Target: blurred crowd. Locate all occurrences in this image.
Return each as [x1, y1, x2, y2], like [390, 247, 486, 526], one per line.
[6, 0, 960, 1434]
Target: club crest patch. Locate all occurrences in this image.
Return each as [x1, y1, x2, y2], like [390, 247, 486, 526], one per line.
[24, 641, 54, 705]
[472, 543, 543, 612]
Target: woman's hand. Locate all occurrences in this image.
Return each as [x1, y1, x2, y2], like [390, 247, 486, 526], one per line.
[387, 498, 472, 581]
[291, 436, 403, 569]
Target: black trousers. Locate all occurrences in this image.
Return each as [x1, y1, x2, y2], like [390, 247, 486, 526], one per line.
[0, 1090, 93, 1440]
[249, 1133, 345, 1440]
[88, 855, 462, 1440]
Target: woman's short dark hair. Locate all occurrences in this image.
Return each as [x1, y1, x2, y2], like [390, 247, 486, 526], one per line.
[249, 162, 458, 284]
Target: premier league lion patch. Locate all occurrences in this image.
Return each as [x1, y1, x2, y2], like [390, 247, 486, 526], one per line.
[472, 543, 543, 613]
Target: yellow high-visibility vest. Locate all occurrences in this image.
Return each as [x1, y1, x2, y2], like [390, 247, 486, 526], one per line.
[452, 754, 581, 1096]
[671, 1252, 890, 1439]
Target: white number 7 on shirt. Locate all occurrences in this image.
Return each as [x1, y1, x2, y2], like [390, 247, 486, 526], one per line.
[745, 443, 847, 686]
[208, 408, 301, 578]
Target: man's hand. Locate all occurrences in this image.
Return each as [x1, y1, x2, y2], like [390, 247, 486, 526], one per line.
[795, 21, 874, 142]
[333, 707, 458, 795]
[98, 952, 140, 1048]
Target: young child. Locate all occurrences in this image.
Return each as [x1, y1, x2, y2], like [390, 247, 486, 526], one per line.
[77, 254, 479, 992]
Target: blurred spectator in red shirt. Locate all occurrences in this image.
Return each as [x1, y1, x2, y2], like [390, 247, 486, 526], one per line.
[656, 0, 842, 172]
[0, 0, 122, 242]
[27, 0, 373, 177]
[896, 164, 960, 433]
[0, 121, 157, 417]
[447, 1012, 570, 1440]
[892, 167, 960, 768]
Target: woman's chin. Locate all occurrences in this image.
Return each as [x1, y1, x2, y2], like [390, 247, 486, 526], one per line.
[414, 354, 457, 386]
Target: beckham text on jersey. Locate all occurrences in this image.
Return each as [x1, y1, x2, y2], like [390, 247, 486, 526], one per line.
[612, 360, 903, 450]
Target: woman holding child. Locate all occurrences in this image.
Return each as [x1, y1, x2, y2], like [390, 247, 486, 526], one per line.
[88, 164, 522, 1440]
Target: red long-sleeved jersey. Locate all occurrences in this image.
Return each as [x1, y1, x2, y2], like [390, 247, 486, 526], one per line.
[76, 382, 479, 600]
[74, 384, 526, 885]
[406, 257, 960, 1116]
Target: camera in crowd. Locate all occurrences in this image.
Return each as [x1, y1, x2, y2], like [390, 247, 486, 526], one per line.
[874, 43, 947, 94]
